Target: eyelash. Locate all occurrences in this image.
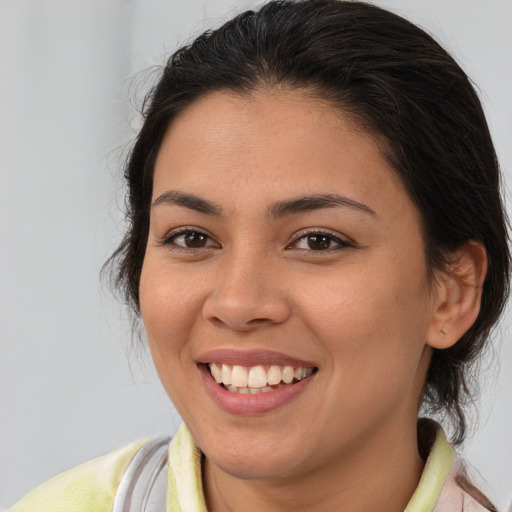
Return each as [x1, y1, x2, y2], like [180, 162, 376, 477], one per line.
[159, 227, 220, 251]
[287, 228, 353, 252]
[159, 227, 353, 253]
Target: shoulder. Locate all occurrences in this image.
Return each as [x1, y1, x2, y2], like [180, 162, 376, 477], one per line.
[9, 438, 150, 512]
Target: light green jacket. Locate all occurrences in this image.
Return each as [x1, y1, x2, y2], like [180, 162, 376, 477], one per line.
[9, 424, 488, 512]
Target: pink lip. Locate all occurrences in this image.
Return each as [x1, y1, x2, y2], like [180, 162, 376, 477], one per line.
[197, 349, 316, 368]
[198, 363, 316, 416]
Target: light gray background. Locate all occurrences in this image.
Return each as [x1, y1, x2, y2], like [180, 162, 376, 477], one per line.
[1, 0, 511, 509]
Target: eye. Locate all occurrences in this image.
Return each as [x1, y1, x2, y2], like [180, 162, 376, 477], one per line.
[289, 230, 352, 252]
[161, 228, 219, 250]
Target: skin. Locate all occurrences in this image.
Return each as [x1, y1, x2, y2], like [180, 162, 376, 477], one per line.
[139, 89, 484, 512]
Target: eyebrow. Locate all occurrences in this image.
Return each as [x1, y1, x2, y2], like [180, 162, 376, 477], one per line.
[268, 194, 376, 218]
[152, 191, 376, 218]
[152, 191, 223, 216]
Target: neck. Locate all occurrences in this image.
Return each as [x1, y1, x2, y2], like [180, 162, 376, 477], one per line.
[203, 418, 424, 512]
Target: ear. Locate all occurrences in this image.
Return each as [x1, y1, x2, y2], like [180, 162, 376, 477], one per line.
[426, 241, 487, 349]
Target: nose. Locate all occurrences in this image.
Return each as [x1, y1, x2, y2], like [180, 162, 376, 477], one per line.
[202, 251, 291, 332]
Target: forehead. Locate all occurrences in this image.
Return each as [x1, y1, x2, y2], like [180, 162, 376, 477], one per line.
[152, 88, 413, 220]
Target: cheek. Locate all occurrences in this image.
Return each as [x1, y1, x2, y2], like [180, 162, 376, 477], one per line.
[139, 257, 205, 365]
[297, 256, 432, 384]
[139, 257, 210, 413]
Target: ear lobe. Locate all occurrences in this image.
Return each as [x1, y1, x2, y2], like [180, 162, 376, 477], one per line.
[426, 241, 487, 350]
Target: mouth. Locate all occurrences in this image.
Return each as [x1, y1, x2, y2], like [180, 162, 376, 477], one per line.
[197, 350, 318, 414]
[207, 362, 316, 394]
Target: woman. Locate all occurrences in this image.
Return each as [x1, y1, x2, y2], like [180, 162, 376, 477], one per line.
[10, 1, 509, 511]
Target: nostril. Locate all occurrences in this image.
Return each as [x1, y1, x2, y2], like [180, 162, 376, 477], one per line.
[207, 315, 267, 332]
[208, 317, 224, 329]
[248, 317, 272, 325]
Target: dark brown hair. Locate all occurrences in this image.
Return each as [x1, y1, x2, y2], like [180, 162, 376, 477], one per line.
[108, 0, 509, 446]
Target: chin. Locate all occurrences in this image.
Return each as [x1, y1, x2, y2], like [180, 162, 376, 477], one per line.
[209, 451, 302, 481]
[201, 431, 309, 481]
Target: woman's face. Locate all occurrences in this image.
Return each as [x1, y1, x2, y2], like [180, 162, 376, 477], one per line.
[140, 89, 438, 480]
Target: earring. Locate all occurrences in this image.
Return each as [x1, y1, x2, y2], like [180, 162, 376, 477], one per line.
[441, 328, 447, 335]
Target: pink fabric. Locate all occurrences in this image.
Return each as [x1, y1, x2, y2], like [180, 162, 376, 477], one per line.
[433, 461, 489, 512]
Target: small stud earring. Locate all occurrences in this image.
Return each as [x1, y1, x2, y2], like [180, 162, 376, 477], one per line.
[441, 328, 447, 335]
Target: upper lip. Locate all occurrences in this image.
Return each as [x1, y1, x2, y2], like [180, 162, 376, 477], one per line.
[196, 349, 318, 368]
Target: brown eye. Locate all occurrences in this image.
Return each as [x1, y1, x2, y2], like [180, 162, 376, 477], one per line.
[163, 229, 218, 249]
[307, 234, 332, 250]
[290, 230, 352, 252]
[183, 231, 208, 248]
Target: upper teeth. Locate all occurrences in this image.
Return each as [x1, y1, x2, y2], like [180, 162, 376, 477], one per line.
[208, 363, 313, 388]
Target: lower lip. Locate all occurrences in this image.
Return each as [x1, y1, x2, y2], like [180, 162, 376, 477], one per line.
[198, 365, 315, 415]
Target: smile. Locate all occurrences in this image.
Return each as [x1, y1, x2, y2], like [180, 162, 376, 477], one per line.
[208, 363, 315, 394]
